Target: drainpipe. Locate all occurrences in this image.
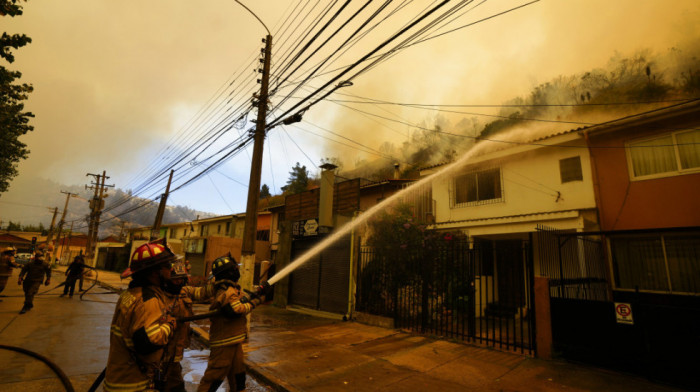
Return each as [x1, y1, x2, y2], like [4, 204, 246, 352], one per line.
[347, 211, 360, 320]
[584, 131, 604, 230]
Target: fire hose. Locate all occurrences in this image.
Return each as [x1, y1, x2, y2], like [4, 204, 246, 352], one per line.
[0, 344, 75, 392]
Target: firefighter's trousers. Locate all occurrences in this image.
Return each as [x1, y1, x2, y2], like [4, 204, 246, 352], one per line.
[196, 344, 245, 392]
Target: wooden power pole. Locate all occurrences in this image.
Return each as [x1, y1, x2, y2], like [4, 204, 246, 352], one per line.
[85, 171, 114, 261]
[51, 191, 77, 263]
[151, 169, 174, 240]
[240, 33, 272, 292]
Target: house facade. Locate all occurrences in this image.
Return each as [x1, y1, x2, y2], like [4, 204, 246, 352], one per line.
[128, 213, 272, 278]
[424, 131, 598, 241]
[560, 100, 700, 387]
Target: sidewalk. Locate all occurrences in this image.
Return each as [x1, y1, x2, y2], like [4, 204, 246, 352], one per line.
[85, 268, 685, 392]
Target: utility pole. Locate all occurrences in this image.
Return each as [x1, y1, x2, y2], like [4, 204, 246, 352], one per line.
[118, 221, 126, 242]
[151, 169, 174, 240]
[240, 32, 272, 292]
[85, 171, 113, 261]
[60, 221, 74, 262]
[45, 207, 59, 249]
[51, 191, 77, 264]
[86, 173, 101, 258]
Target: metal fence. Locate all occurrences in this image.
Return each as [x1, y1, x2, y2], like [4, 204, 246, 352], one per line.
[357, 239, 534, 354]
[536, 225, 610, 301]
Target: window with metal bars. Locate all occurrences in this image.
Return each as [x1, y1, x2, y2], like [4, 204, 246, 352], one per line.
[559, 156, 583, 183]
[451, 167, 503, 207]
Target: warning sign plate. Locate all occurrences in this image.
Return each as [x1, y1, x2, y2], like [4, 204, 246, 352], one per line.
[614, 302, 634, 325]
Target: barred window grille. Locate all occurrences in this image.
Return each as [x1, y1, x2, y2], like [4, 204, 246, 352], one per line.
[452, 167, 503, 207]
[559, 156, 583, 183]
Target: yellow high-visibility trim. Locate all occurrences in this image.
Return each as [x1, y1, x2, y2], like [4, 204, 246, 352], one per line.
[146, 323, 170, 338]
[104, 379, 150, 391]
[209, 333, 247, 347]
[110, 325, 122, 336]
[123, 337, 134, 349]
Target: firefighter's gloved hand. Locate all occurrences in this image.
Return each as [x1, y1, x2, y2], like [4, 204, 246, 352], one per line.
[18, 278, 23, 285]
[44, 279, 50, 286]
[240, 294, 261, 308]
[243, 288, 261, 301]
[256, 281, 272, 298]
[159, 314, 177, 333]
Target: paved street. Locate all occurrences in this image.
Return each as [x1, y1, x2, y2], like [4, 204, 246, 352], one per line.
[0, 268, 115, 391]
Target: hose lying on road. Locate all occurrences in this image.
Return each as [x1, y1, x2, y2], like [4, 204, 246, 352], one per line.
[0, 344, 75, 392]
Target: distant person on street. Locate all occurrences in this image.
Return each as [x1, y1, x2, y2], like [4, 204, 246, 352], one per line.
[104, 241, 179, 392]
[0, 246, 21, 301]
[17, 248, 51, 314]
[60, 254, 85, 298]
[162, 260, 216, 392]
[197, 254, 269, 392]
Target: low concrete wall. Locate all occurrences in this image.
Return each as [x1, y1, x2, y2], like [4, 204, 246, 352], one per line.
[353, 311, 395, 329]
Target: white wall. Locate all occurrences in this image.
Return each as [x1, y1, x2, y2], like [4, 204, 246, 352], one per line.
[432, 137, 596, 228]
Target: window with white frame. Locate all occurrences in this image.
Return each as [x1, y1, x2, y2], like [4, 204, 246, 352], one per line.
[627, 129, 700, 179]
[610, 233, 700, 294]
[452, 167, 503, 207]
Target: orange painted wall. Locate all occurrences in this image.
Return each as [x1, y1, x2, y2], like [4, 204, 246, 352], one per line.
[589, 131, 700, 231]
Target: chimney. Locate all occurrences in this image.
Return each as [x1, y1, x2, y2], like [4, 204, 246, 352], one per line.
[393, 163, 400, 180]
[319, 163, 337, 228]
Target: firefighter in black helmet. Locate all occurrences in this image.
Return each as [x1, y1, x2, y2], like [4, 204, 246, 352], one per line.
[104, 241, 179, 392]
[197, 254, 268, 392]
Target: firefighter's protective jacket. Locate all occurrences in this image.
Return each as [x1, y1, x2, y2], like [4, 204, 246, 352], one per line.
[168, 283, 216, 362]
[105, 285, 177, 392]
[0, 254, 19, 278]
[208, 280, 260, 348]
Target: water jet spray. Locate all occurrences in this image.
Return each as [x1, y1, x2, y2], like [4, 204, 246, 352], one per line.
[267, 138, 500, 286]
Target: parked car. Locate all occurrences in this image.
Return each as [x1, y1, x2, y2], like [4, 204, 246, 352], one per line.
[15, 253, 33, 266]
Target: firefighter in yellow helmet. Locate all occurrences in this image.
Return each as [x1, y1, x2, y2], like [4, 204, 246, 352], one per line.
[197, 254, 269, 392]
[0, 246, 20, 300]
[104, 241, 179, 392]
[161, 259, 216, 392]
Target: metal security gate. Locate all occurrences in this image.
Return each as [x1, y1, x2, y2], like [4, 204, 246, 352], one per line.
[357, 239, 534, 354]
[537, 226, 700, 389]
[288, 235, 351, 315]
